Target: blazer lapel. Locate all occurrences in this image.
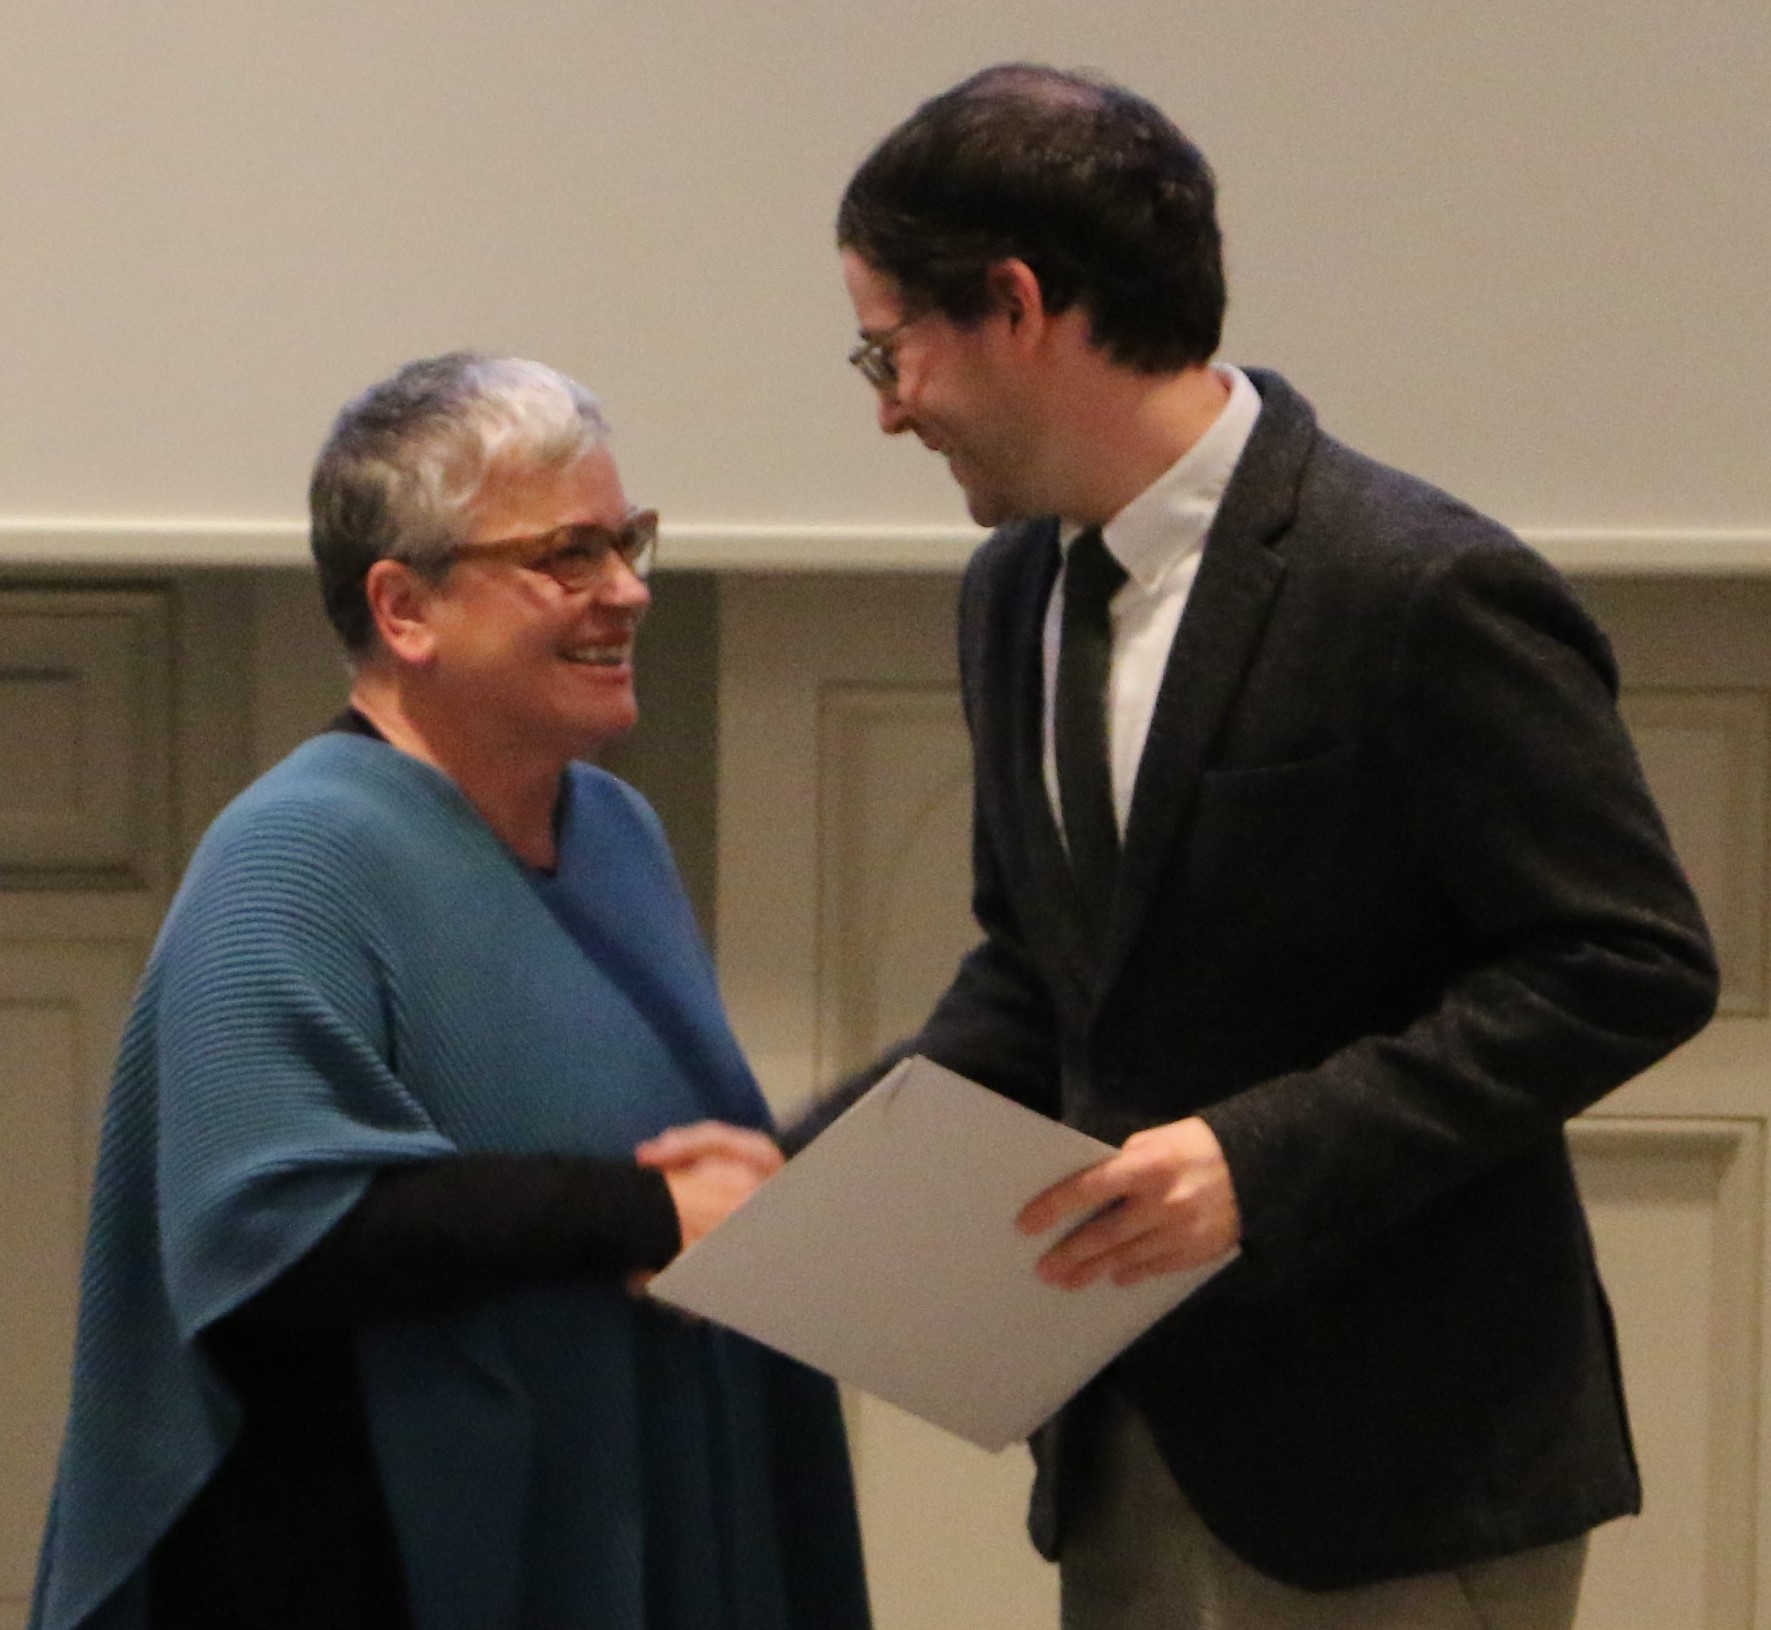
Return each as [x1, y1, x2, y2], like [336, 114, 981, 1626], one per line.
[1099, 371, 1316, 989]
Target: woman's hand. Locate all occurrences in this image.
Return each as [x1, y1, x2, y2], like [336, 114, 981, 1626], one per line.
[634, 1121, 785, 1256]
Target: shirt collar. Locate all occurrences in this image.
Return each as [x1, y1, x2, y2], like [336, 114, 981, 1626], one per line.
[1062, 363, 1263, 590]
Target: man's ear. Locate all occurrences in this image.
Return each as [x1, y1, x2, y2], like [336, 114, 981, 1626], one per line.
[984, 259, 1048, 342]
[363, 558, 441, 667]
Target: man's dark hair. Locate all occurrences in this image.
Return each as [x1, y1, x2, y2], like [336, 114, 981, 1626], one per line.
[837, 64, 1225, 373]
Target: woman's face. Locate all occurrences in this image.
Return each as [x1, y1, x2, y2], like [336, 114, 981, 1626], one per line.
[424, 445, 651, 762]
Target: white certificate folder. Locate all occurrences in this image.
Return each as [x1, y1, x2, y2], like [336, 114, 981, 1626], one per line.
[648, 1055, 1231, 1451]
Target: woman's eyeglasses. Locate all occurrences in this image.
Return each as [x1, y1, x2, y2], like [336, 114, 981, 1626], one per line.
[448, 508, 659, 588]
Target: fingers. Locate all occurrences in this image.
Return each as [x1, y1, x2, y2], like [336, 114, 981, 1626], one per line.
[1021, 1117, 1242, 1290]
[1035, 1199, 1230, 1288]
[635, 1121, 784, 1177]
[634, 1121, 726, 1166]
[1016, 1133, 1179, 1238]
[637, 1123, 786, 1257]
[663, 1154, 778, 1251]
[1015, 1125, 1202, 1233]
[1016, 1157, 1126, 1236]
[1102, 1233, 1222, 1287]
[1035, 1198, 1146, 1287]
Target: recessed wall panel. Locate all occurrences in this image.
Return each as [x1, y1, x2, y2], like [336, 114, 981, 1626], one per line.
[817, 685, 974, 1081]
[0, 592, 171, 891]
[1571, 1119, 1761, 1630]
[1620, 691, 1769, 1015]
[0, 942, 141, 1625]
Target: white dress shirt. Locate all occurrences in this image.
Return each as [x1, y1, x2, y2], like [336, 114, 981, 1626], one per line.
[1042, 364, 1263, 842]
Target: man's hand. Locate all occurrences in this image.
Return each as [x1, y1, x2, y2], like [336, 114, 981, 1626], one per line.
[634, 1121, 785, 1253]
[1017, 1116, 1242, 1289]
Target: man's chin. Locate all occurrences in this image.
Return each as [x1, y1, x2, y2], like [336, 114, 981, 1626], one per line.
[961, 487, 1023, 529]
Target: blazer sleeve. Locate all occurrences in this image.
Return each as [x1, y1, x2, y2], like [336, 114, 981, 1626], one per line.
[911, 809, 1065, 1119]
[905, 550, 1064, 1119]
[1202, 539, 1719, 1280]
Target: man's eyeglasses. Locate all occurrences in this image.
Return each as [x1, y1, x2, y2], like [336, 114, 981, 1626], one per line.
[448, 509, 659, 589]
[847, 314, 922, 393]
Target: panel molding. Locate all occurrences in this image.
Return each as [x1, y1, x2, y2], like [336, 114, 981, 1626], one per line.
[1619, 689, 1770, 1017]
[816, 683, 973, 1082]
[1568, 1116, 1764, 1630]
[0, 588, 172, 892]
[0, 940, 144, 1618]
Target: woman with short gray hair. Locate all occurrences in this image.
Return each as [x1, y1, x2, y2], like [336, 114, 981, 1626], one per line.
[32, 353, 872, 1630]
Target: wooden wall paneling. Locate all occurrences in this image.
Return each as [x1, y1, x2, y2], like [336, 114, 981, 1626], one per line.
[0, 590, 171, 892]
[0, 573, 260, 1630]
[1619, 690, 1769, 1017]
[1571, 1119, 1763, 1629]
[0, 941, 143, 1629]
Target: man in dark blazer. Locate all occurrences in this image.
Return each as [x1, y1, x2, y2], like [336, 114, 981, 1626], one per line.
[829, 63, 1719, 1629]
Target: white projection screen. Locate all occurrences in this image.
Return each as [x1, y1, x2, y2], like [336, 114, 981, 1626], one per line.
[0, 0, 1765, 558]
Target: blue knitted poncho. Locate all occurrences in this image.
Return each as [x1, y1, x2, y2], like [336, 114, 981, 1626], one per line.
[31, 733, 869, 1630]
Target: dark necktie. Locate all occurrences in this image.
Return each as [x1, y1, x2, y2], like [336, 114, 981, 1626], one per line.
[1055, 527, 1127, 934]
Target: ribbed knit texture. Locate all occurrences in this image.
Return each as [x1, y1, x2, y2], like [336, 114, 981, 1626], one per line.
[32, 734, 869, 1630]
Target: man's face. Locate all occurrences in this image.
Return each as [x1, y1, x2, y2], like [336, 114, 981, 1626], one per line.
[841, 249, 1045, 528]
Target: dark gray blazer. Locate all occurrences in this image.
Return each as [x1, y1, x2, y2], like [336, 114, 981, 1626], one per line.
[902, 370, 1718, 1588]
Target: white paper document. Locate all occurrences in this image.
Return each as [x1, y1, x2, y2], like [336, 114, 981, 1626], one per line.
[648, 1055, 1232, 1451]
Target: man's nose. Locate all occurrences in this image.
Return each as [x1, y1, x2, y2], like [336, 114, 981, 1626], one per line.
[876, 388, 912, 436]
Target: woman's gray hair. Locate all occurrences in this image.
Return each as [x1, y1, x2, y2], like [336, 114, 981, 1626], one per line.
[310, 351, 610, 656]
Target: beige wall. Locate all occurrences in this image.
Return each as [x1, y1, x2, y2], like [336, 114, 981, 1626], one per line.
[1, 0, 1766, 549]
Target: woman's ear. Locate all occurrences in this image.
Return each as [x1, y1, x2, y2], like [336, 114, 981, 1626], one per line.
[363, 558, 441, 667]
